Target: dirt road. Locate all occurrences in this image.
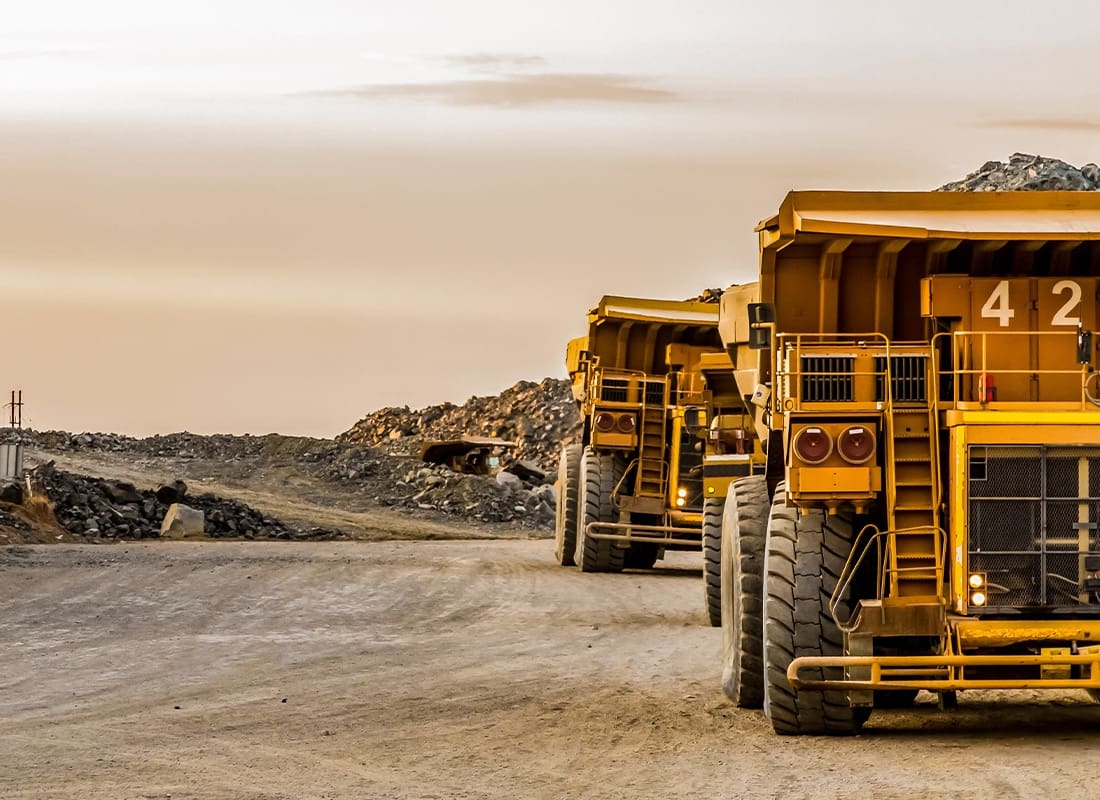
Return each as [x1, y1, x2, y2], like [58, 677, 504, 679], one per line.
[2, 540, 1099, 799]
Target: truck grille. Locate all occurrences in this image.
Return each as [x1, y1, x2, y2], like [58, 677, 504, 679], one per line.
[968, 445, 1100, 610]
[874, 355, 928, 404]
[644, 380, 666, 405]
[800, 356, 853, 402]
[600, 379, 629, 402]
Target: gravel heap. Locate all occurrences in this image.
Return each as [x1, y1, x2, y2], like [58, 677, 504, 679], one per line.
[337, 378, 581, 470]
[938, 153, 1100, 192]
[3, 427, 559, 532]
[26, 461, 348, 541]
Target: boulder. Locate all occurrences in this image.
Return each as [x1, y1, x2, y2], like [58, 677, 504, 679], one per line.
[103, 481, 143, 505]
[155, 480, 188, 505]
[505, 460, 548, 484]
[160, 503, 206, 539]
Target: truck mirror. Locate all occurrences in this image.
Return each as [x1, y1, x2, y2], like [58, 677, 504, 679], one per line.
[747, 303, 775, 350]
[748, 303, 776, 324]
[1078, 328, 1093, 365]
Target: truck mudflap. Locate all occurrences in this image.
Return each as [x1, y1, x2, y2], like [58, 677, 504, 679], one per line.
[584, 521, 701, 548]
[788, 648, 1100, 693]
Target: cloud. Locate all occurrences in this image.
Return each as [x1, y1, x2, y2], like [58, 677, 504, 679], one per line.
[982, 117, 1100, 131]
[0, 48, 79, 60]
[313, 73, 680, 108]
[443, 53, 548, 72]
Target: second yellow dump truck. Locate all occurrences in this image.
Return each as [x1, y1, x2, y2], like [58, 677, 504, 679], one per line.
[554, 294, 745, 574]
[719, 189, 1100, 734]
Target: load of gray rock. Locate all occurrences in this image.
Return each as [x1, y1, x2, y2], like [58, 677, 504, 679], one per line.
[938, 153, 1100, 192]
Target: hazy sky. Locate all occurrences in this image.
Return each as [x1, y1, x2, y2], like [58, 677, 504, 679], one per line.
[3, 1, 1100, 436]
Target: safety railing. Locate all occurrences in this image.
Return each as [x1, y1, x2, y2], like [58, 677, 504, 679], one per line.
[669, 370, 708, 406]
[831, 524, 948, 628]
[772, 333, 932, 412]
[930, 329, 1100, 409]
[590, 368, 650, 406]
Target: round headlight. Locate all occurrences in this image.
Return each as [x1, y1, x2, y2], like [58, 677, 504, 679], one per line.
[968, 573, 985, 589]
[837, 426, 876, 465]
[970, 591, 987, 607]
[616, 414, 636, 434]
[793, 427, 833, 465]
[595, 412, 615, 432]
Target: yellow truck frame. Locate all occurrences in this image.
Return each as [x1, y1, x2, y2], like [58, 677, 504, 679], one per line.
[718, 190, 1100, 735]
[553, 294, 729, 573]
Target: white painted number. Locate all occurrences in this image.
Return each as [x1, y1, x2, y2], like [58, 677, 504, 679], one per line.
[980, 281, 1015, 327]
[1051, 280, 1082, 326]
[979, 280, 1086, 327]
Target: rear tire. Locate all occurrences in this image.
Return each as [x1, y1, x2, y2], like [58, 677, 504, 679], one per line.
[720, 476, 768, 708]
[703, 497, 724, 627]
[762, 483, 861, 735]
[575, 448, 625, 573]
[553, 444, 583, 566]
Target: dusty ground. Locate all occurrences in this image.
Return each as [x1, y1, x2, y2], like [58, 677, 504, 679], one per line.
[3, 540, 1100, 800]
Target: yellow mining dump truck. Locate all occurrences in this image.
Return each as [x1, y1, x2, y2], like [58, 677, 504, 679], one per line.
[718, 190, 1100, 735]
[554, 295, 725, 572]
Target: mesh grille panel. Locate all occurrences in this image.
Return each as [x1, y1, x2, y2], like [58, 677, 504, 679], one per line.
[874, 355, 928, 404]
[600, 379, 629, 402]
[969, 445, 1100, 609]
[644, 381, 665, 405]
[800, 356, 854, 402]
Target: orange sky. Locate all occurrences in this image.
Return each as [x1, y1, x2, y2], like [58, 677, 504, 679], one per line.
[3, 2, 1100, 435]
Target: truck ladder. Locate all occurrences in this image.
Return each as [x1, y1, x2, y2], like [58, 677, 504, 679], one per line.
[636, 383, 668, 498]
[884, 405, 941, 597]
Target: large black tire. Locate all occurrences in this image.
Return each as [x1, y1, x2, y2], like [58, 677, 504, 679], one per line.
[624, 542, 659, 570]
[575, 448, 625, 573]
[553, 444, 584, 567]
[703, 497, 724, 627]
[762, 483, 862, 735]
[720, 476, 768, 708]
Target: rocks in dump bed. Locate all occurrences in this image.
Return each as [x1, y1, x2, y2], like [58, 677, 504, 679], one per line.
[938, 153, 1100, 192]
[160, 504, 205, 538]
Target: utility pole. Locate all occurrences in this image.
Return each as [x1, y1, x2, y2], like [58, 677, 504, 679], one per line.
[5, 390, 22, 429]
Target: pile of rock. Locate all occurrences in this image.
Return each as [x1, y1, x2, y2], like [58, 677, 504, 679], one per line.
[11, 428, 559, 533]
[26, 462, 348, 541]
[938, 153, 1100, 192]
[387, 462, 557, 527]
[337, 378, 581, 471]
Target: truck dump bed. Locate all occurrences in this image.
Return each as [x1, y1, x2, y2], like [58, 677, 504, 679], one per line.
[568, 295, 721, 378]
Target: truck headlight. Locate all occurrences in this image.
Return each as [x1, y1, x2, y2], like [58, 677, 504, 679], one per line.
[793, 427, 832, 465]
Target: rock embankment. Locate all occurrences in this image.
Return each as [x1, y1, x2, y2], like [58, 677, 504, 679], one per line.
[337, 378, 581, 470]
[26, 461, 348, 541]
[3, 426, 560, 534]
